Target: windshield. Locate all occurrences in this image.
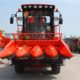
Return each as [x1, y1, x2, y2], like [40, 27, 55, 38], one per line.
[23, 10, 53, 33]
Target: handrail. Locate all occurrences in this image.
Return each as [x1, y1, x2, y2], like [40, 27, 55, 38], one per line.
[4, 32, 62, 40]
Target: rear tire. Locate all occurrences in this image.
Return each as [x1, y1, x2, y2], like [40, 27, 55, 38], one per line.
[51, 65, 61, 74]
[14, 61, 25, 74]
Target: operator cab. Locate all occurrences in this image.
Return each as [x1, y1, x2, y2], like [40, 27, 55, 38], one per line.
[10, 4, 63, 40]
[22, 4, 55, 34]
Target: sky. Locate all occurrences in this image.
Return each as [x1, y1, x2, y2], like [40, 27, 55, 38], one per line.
[0, 0, 80, 37]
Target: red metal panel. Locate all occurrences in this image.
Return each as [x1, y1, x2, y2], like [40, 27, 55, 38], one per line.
[46, 45, 58, 58]
[30, 46, 43, 58]
[15, 46, 31, 58]
[57, 39, 73, 58]
[0, 41, 16, 58]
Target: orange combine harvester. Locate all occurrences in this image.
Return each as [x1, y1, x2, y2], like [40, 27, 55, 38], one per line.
[0, 4, 73, 74]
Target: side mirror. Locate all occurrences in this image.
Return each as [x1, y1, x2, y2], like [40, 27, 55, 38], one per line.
[59, 14, 63, 25]
[10, 17, 14, 24]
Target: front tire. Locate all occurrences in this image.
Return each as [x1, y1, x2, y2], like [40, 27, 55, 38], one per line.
[51, 65, 61, 74]
[14, 61, 25, 74]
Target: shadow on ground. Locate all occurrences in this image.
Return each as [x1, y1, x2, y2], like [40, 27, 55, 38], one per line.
[0, 65, 57, 80]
